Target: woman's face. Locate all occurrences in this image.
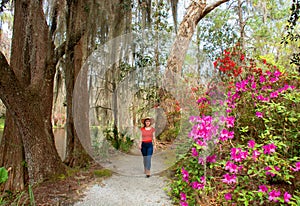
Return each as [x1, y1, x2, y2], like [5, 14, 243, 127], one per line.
[145, 120, 151, 127]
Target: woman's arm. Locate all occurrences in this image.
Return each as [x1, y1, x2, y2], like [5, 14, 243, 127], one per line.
[138, 129, 142, 149]
[153, 130, 157, 151]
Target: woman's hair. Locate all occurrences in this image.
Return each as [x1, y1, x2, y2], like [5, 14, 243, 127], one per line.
[143, 118, 151, 127]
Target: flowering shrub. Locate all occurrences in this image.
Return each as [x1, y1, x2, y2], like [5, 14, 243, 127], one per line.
[169, 52, 300, 205]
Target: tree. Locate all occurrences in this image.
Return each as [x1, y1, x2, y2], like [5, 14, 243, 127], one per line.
[63, 0, 94, 168]
[166, 0, 229, 74]
[0, 0, 82, 190]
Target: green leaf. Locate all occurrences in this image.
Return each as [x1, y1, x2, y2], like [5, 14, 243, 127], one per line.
[0, 167, 8, 184]
[288, 117, 298, 122]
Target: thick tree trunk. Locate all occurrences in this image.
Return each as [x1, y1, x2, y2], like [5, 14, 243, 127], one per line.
[0, 0, 67, 188]
[0, 112, 27, 191]
[63, 0, 93, 167]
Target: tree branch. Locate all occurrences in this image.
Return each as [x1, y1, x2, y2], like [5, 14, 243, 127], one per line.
[202, 0, 230, 19]
[0, 52, 22, 110]
[54, 26, 86, 63]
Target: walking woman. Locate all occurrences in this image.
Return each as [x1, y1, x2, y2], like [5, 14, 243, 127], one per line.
[139, 117, 156, 177]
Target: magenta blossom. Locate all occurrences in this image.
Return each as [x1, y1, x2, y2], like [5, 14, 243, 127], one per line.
[255, 112, 263, 118]
[248, 140, 256, 149]
[224, 193, 232, 200]
[268, 190, 281, 202]
[270, 91, 279, 98]
[206, 154, 217, 163]
[226, 116, 235, 128]
[291, 162, 300, 172]
[274, 70, 282, 77]
[180, 201, 188, 206]
[258, 185, 268, 193]
[252, 150, 260, 161]
[191, 147, 198, 157]
[231, 148, 248, 162]
[225, 161, 242, 174]
[180, 192, 186, 201]
[200, 176, 206, 184]
[198, 157, 204, 165]
[191, 181, 204, 190]
[181, 167, 189, 183]
[219, 129, 234, 141]
[284, 192, 292, 203]
[222, 173, 236, 184]
[270, 77, 279, 83]
[259, 75, 266, 83]
[196, 139, 207, 146]
[262, 143, 277, 154]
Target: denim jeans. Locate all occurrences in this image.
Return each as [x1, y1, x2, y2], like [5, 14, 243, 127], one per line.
[141, 142, 153, 170]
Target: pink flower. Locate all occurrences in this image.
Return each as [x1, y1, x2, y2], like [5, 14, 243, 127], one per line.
[252, 150, 260, 161]
[270, 91, 279, 98]
[222, 173, 237, 184]
[284, 192, 292, 203]
[181, 167, 189, 182]
[226, 116, 235, 128]
[231, 148, 248, 162]
[198, 157, 204, 165]
[291, 162, 300, 171]
[248, 140, 256, 149]
[180, 201, 188, 206]
[262, 143, 277, 154]
[225, 193, 232, 200]
[251, 82, 257, 89]
[258, 185, 268, 193]
[196, 140, 207, 146]
[219, 129, 234, 141]
[200, 176, 206, 184]
[274, 70, 282, 77]
[180, 192, 186, 201]
[268, 190, 281, 202]
[191, 148, 198, 157]
[259, 75, 266, 83]
[225, 161, 241, 174]
[191, 181, 204, 190]
[206, 154, 217, 163]
[270, 77, 279, 83]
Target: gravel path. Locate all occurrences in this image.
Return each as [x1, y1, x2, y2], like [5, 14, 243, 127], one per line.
[73, 148, 177, 206]
[73, 174, 173, 206]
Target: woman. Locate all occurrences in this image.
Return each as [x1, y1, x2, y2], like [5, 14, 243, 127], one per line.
[139, 117, 156, 178]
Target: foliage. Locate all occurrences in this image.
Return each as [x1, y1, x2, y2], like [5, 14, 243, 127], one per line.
[169, 47, 300, 205]
[282, 0, 300, 70]
[0, 167, 8, 184]
[93, 169, 112, 178]
[104, 126, 134, 153]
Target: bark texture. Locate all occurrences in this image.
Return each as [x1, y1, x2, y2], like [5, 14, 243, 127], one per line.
[0, 0, 68, 188]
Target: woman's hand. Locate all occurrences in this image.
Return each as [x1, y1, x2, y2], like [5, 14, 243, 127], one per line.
[138, 142, 142, 149]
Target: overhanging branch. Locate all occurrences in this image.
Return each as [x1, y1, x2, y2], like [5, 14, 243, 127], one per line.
[202, 0, 230, 20]
[54, 26, 86, 63]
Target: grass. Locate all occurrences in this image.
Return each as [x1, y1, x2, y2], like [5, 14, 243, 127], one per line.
[93, 169, 112, 178]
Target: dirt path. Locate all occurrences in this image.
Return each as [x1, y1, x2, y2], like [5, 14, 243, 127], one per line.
[73, 148, 176, 206]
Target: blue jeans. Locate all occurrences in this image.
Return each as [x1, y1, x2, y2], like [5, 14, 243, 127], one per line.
[141, 142, 153, 170]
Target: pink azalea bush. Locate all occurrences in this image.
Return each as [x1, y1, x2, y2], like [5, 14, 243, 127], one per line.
[169, 50, 300, 205]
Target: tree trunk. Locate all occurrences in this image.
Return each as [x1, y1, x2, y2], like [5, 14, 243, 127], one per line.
[63, 0, 93, 167]
[166, 0, 229, 74]
[0, 0, 67, 188]
[0, 112, 27, 191]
